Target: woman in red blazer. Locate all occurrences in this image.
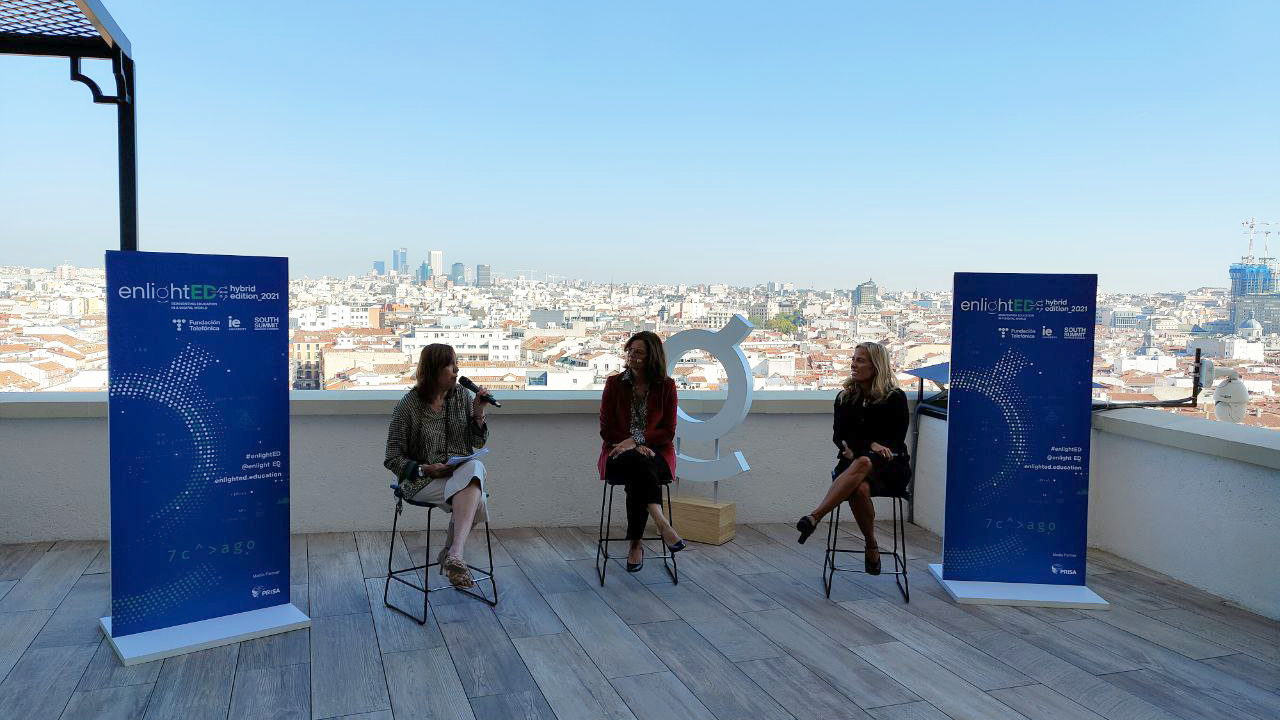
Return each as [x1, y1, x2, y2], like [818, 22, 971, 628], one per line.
[598, 331, 686, 571]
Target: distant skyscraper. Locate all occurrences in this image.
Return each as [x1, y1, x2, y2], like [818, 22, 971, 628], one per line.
[392, 247, 408, 275]
[429, 250, 444, 278]
[373, 260, 386, 275]
[451, 262, 466, 285]
[476, 264, 492, 288]
[853, 278, 878, 309]
[416, 262, 429, 284]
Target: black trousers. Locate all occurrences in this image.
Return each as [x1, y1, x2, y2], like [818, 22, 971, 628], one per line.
[605, 449, 672, 541]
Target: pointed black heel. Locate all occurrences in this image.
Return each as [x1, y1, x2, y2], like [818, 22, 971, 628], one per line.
[796, 515, 817, 544]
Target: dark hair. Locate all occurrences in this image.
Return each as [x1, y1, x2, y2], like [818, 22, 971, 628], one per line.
[624, 331, 667, 383]
[414, 343, 457, 401]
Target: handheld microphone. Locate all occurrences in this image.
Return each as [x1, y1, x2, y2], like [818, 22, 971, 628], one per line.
[459, 376, 501, 407]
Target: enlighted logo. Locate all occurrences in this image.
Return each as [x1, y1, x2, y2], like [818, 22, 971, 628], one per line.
[1050, 563, 1078, 576]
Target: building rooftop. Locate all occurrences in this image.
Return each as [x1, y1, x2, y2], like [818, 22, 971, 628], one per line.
[1, 523, 1276, 719]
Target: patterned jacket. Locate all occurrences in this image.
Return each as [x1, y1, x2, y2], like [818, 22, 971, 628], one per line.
[384, 387, 488, 495]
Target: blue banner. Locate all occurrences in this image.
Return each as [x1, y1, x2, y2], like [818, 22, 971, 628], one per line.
[943, 273, 1097, 585]
[107, 251, 290, 636]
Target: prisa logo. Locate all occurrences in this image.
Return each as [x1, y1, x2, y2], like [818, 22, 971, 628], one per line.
[1051, 564, 1078, 576]
[251, 585, 281, 598]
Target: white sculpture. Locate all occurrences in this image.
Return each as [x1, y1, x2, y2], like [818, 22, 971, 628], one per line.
[664, 314, 754, 482]
[1212, 368, 1248, 423]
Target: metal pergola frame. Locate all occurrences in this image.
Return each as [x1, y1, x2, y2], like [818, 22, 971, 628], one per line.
[1, 0, 136, 251]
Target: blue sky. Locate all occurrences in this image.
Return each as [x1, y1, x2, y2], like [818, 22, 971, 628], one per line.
[2, 1, 1277, 292]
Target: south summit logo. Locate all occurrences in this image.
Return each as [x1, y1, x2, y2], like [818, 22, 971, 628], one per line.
[116, 282, 228, 301]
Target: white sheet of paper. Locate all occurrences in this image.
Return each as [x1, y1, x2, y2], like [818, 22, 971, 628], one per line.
[445, 447, 489, 467]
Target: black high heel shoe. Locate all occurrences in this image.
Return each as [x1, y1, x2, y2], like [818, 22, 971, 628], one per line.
[626, 546, 644, 572]
[796, 515, 817, 544]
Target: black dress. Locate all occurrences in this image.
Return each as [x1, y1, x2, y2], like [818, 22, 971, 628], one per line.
[832, 387, 911, 497]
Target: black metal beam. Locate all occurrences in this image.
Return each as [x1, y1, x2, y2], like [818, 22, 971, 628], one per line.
[0, 32, 113, 58]
[116, 50, 136, 251]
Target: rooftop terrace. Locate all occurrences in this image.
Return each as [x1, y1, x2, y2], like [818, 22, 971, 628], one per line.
[2, 524, 1279, 719]
[1, 392, 1278, 718]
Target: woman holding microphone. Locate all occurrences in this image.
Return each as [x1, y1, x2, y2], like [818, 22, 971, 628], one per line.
[598, 331, 685, 571]
[795, 341, 909, 574]
[385, 343, 494, 589]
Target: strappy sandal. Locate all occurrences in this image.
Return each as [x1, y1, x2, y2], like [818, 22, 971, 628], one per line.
[864, 544, 881, 575]
[443, 555, 475, 589]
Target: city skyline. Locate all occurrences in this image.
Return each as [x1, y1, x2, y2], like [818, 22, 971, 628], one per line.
[1, 2, 1278, 292]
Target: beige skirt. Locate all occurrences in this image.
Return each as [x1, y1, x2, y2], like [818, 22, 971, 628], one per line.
[409, 459, 488, 524]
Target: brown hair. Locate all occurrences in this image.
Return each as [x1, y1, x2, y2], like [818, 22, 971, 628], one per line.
[414, 343, 457, 401]
[624, 331, 667, 384]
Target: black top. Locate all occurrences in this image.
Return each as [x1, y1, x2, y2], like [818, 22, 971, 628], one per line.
[832, 387, 910, 473]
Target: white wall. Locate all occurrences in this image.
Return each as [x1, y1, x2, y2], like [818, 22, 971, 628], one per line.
[0, 392, 842, 543]
[909, 407, 1280, 620]
[5, 394, 1278, 619]
[1086, 411, 1280, 620]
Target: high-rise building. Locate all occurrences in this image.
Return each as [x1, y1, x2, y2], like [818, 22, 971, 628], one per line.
[373, 260, 386, 275]
[1228, 222, 1280, 329]
[853, 279, 878, 309]
[451, 262, 466, 285]
[392, 247, 408, 275]
[416, 262, 430, 284]
[429, 250, 444, 278]
[1230, 263, 1273, 297]
[476, 264, 492, 288]
[1232, 294, 1280, 333]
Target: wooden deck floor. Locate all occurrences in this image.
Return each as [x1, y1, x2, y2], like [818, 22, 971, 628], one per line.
[1, 522, 1278, 719]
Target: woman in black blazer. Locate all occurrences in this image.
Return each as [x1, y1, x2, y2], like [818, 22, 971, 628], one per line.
[795, 341, 910, 574]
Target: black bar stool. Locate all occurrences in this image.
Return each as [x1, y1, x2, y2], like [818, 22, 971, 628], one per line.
[823, 482, 910, 603]
[595, 478, 678, 586]
[383, 467, 497, 624]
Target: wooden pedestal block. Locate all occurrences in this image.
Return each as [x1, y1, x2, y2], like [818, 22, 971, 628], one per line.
[670, 495, 736, 545]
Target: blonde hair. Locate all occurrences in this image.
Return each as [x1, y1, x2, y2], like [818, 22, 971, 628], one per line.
[840, 341, 899, 405]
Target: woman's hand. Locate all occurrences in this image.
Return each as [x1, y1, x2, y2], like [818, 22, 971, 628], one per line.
[420, 463, 454, 479]
[839, 440, 855, 461]
[470, 384, 491, 420]
[635, 444, 655, 458]
[609, 438, 637, 458]
[869, 442, 894, 460]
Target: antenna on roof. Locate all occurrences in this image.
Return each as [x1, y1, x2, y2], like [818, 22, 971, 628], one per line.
[1242, 217, 1257, 261]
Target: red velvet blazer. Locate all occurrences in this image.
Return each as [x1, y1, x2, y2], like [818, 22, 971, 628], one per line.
[597, 372, 678, 480]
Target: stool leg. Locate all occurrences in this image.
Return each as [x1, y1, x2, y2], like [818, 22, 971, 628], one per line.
[823, 502, 839, 598]
[894, 496, 910, 603]
[662, 482, 678, 585]
[597, 483, 615, 586]
[422, 507, 432, 622]
[383, 498, 401, 611]
[483, 520, 498, 605]
[596, 482, 608, 585]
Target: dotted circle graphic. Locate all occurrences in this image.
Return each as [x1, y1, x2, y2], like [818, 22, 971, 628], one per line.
[109, 344, 227, 627]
